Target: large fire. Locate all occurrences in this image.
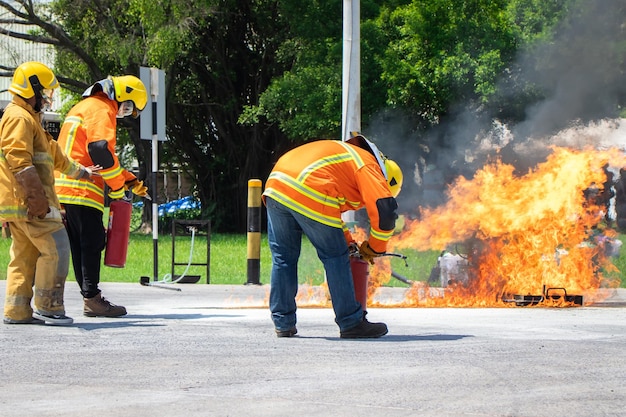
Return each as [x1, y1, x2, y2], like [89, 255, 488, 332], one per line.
[289, 123, 626, 309]
[378, 146, 626, 307]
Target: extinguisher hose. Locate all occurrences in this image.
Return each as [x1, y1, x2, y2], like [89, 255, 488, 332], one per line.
[154, 226, 197, 284]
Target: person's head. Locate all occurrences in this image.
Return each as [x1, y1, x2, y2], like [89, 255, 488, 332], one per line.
[347, 132, 404, 198]
[9, 61, 59, 113]
[82, 75, 148, 119]
[110, 75, 147, 119]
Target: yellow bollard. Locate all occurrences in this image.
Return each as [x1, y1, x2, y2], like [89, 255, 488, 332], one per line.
[246, 179, 263, 285]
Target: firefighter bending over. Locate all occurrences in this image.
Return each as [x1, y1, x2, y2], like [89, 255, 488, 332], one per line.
[263, 133, 403, 338]
[55, 75, 149, 317]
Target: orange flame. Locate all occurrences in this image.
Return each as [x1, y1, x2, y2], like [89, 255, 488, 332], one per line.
[381, 146, 625, 307]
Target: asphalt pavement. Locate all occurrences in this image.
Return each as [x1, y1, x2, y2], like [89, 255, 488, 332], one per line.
[0, 280, 625, 417]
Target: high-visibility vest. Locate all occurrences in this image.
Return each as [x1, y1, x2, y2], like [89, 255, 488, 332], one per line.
[55, 93, 135, 212]
[263, 140, 396, 252]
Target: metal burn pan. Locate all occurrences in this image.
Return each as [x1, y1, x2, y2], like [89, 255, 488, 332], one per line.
[502, 286, 583, 307]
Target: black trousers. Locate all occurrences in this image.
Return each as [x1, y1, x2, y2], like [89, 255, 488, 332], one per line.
[63, 204, 106, 298]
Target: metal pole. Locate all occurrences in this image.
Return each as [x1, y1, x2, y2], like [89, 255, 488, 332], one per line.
[246, 179, 262, 285]
[150, 69, 159, 281]
[342, 0, 361, 141]
[342, 0, 361, 225]
[152, 136, 158, 281]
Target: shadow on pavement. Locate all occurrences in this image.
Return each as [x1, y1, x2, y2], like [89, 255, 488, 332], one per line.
[72, 313, 247, 330]
[310, 334, 473, 342]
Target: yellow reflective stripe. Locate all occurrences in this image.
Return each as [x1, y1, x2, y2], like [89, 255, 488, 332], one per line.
[336, 142, 365, 210]
[61, 160, 81, 178]
[336, 141, 365, 168]
[5, 294, 31, 307]
[108, 187, 125, 199]
[297, 153, 352, 182]
[265, 189, 343, 228]
[62, 116, 83, 155]
[370, 227, 393, 241]
[55, 177, 104, 197]
[32, 151, 53, 165]
[346, 199, 360, 209]
[0, 206, 26, 218]
[58, 195, 104, 212]
[296, 142, 364, 184]
[268, 172, 341, 209]
[100, 165, 124, 181]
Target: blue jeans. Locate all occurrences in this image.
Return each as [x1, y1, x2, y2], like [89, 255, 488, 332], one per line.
[265, 197, 363, 332]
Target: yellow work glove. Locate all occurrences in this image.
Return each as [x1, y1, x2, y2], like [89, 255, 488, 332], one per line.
[125, 179, 149, 197]
[358, 240, 384, 265]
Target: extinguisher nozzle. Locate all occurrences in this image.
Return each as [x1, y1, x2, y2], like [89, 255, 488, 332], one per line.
[139, 275, 182, 291]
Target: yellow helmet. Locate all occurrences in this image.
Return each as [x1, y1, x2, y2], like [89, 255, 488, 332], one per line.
[347, 132, 403, 198]
[384, 159, 403, 198]
[9, 61, 59, 99]
[111, 75, 148, 117]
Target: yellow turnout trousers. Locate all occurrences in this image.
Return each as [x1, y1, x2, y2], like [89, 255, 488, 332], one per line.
[3, 220, 70, 321]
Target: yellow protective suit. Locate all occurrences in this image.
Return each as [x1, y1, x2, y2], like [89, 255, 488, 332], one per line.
[0, 96, 85, 321]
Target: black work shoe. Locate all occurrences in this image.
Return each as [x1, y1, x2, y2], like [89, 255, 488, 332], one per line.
[33, 312, 74, 326]
[340, 317, 388, 339]
[275, 327, 297, 337]
[3, 316, 45, 325]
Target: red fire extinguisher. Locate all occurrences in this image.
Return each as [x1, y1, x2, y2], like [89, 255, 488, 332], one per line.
[104, 200, 132, 268]
[350, 255, 369, 311]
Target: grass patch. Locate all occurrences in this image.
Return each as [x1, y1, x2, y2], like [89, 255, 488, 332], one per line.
[101, 232, 439, 286]
[0, 230, 624, 288]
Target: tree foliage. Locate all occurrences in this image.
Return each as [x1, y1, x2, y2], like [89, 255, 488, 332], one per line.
[1, 0, 292, 231]
[3, 0, 621, 229]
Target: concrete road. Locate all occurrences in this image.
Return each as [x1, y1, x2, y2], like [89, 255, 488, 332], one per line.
[0, 281, 625, 417]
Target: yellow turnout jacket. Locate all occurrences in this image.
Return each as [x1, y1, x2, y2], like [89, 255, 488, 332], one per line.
[0, 96, 83, 221]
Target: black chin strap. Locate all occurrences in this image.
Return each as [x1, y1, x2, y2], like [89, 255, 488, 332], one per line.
[28, 75, 43, 113]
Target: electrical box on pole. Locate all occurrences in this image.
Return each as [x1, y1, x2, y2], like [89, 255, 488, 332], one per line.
[140, 67, 166, 142]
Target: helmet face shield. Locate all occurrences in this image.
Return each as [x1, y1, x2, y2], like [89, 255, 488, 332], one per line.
[111, 75, 148, 113]
[116, 100, 135, 118]
[346, 133, 387, 178]
[40, 88, 54, 111]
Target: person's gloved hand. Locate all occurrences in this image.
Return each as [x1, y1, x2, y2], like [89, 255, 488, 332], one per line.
[358, 240, 384, 264]
[125, 179, 149, 198]
[14, 167, 49, 219]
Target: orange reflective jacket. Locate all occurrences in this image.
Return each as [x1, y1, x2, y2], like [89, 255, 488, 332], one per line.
[262, 140, 397, 253]
[55, 93, 136, 212]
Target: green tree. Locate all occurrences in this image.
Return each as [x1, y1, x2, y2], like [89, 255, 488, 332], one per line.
[4, 0, 616, 229]
[1, 0, 293, 232]
[378, 0, 518, 124]
[240, 0, 393, 140]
